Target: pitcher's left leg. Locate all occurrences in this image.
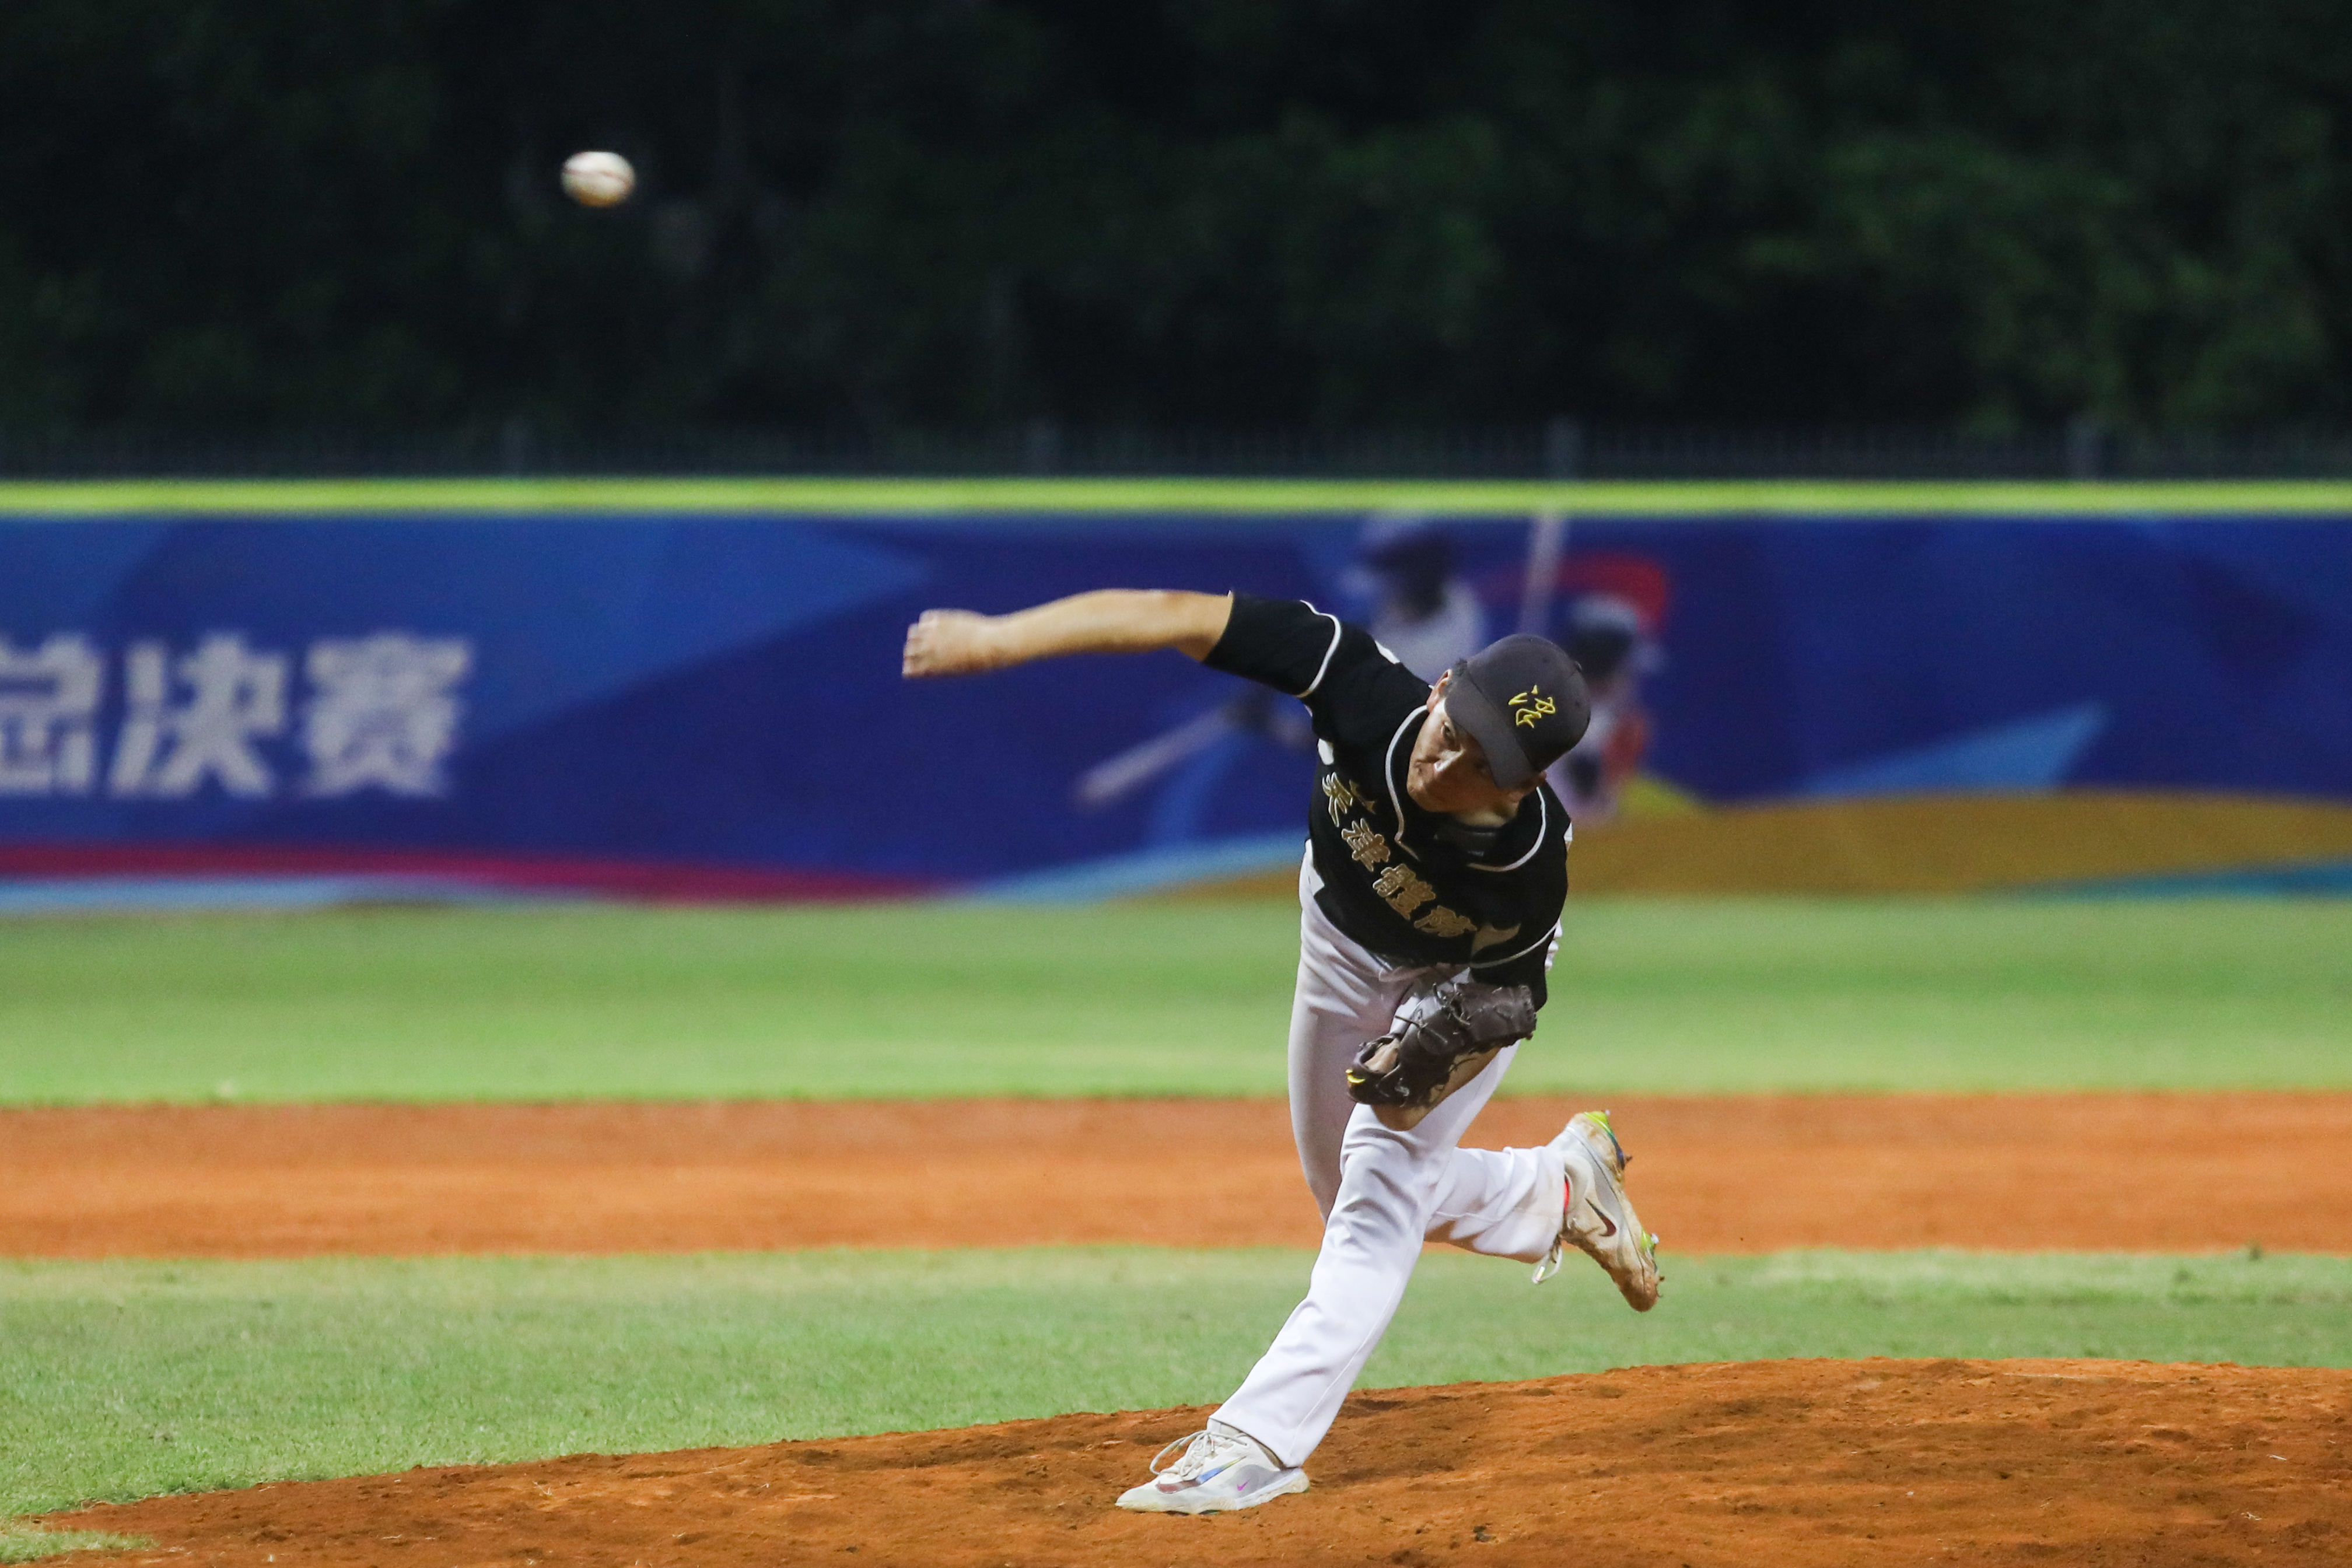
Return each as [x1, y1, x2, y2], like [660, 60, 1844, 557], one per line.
[1210, 1044, 1517, 1467]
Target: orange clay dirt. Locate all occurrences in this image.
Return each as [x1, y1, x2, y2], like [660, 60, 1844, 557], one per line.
[7, 1091, 2352, 1257]
[47, 1359, 2352, 1568]
[18, 1092, 2352, 1567]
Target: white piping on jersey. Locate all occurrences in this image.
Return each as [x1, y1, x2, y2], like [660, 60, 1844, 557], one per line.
[1468, 789, 1550, 873]
[1381, 707, 1423, 848]
[1469, 921, 1560, 970]
[1293, 604, 1345, 700]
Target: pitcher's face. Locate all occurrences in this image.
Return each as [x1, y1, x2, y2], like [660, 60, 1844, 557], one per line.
[1405, 676, 1539, 818]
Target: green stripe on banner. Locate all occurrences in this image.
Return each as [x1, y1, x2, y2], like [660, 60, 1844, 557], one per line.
[4, 477, 2352, 517]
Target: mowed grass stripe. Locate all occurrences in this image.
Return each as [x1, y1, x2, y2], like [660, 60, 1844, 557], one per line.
[1, 897, 2347, 1104]
[6, 1248, 2351, 1520]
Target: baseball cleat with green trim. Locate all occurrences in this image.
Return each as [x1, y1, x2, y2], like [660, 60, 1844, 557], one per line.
[1535, 1109, 1661, 1311]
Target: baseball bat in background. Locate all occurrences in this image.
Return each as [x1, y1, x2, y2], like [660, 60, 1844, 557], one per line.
[1517, 509, 1570, 638]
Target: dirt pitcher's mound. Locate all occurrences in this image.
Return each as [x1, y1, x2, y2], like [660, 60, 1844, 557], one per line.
[52, 1359, 2351, 1567]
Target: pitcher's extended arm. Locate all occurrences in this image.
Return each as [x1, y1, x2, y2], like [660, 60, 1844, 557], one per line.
[901, 590, 1234, 678]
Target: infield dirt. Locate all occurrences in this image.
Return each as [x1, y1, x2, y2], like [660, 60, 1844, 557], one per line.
[6, 1091, 2351, 1256]
[18, 1092, 2352, 1565]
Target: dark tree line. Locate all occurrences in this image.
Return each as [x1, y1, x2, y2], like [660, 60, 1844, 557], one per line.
[2, 0, 2347, 438]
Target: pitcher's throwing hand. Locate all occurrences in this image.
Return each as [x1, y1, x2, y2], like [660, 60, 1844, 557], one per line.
[901, 608, 1008, 677]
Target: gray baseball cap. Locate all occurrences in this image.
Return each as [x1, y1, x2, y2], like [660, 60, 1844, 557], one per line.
[1441, 635, 1592, 789]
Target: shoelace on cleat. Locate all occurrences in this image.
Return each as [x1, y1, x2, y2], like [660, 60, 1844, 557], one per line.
[1148, 1430, 1247, 1481]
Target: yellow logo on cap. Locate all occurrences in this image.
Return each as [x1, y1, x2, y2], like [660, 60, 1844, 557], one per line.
[1510, 685, 1558, 729]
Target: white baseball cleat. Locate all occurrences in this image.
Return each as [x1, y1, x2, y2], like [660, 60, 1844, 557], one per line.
[1535, 1109, 1661, 1311]
[1115, 1425, 1309, 1514]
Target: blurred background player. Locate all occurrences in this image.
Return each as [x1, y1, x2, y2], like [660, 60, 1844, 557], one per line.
[1545, 592, 1658, 827]
[904, 586, 1660, 1516]
[1357, 517, 1488, 681]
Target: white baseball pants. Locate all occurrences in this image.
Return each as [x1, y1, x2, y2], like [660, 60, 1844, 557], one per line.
[1212, 854, 1566, 1468]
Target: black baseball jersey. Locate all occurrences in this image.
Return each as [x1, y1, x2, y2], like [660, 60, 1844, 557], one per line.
[1205, 593, 1570, 1007]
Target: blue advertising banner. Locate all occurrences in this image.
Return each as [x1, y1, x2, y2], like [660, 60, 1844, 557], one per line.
[2, 487, 2348, 905]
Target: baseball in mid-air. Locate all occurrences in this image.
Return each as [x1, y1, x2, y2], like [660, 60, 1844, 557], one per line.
[561, 150, 635, 208]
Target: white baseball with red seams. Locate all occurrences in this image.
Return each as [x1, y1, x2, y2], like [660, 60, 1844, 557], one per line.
[561, 150, 635, 208]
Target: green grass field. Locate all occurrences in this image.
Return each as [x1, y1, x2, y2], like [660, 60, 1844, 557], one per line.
[1, 897, 2346, 1103]
[4, 894, 2347, 1558]
[8, 1248, 2350, 1521]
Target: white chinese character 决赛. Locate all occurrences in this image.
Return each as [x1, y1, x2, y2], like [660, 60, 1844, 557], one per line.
[109, 634, 290, 798]
[0, 634, 104, 794]
[302, 635, 473, 797]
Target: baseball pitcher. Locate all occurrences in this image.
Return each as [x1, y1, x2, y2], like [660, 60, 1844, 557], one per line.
[902, 588, 1660, 1514]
